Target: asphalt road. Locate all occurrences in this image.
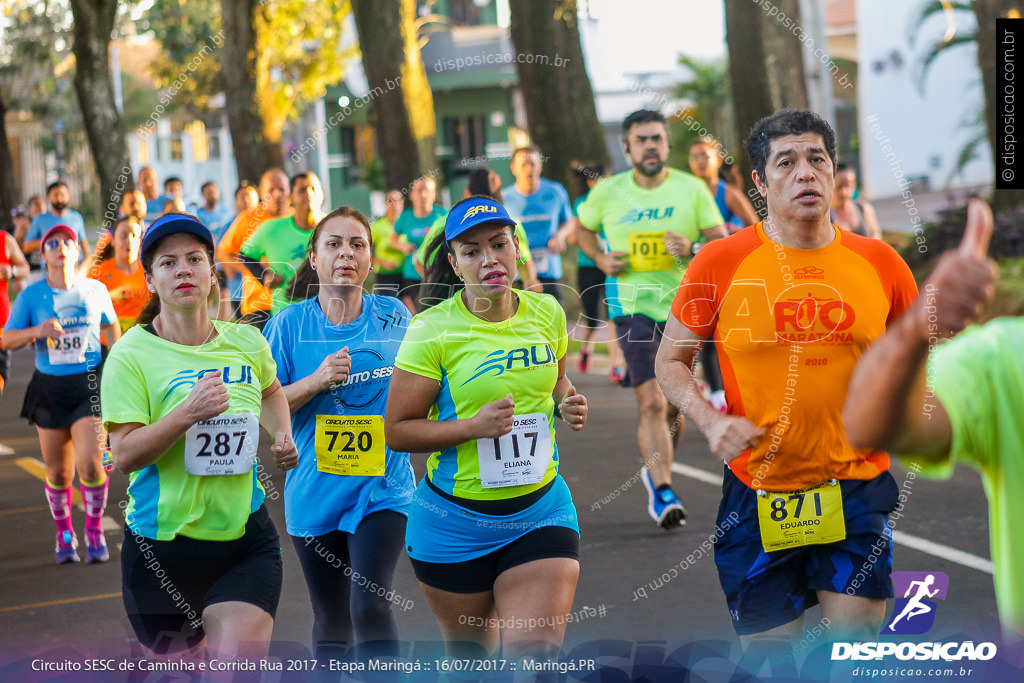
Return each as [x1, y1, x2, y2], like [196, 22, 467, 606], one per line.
[0, 342, 1017, 683]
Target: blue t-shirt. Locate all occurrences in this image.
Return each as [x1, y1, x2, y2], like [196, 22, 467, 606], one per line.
[145, 195, 174, 223]
[5, 278, 116, 375]
[503, 179, 572, 280]
[262, 294, 414, 536]
[26, 210, 87, 245]
[196, 204, 234, 242]
[394, 206, 447, 281]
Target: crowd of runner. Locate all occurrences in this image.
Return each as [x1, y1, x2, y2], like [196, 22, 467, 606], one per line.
[1, 106, 1019, 670]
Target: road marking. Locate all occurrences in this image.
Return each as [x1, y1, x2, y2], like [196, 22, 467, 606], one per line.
[16, 457, 83, 506]
[670, 462, 994, 575]
[890, 530, 994, 574]
[0, 592, 121, 614]
[0, 504, 50, 517]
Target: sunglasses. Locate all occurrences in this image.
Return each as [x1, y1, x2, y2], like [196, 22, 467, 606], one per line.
[44, 237, 75, 251]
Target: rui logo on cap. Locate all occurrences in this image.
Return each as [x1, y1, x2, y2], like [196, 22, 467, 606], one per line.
[462, 205, 498, 223]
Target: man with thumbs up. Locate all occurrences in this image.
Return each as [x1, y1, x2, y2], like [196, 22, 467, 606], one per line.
[656, 109, 919, 649]
[845, 200, 1023, 638]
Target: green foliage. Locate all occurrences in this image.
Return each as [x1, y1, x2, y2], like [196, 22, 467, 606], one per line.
[907, 0, 977, 95]
[358, 156, 385, 191]
[136, 0, 222, 112]
[902, 203, 1024, 271]
[667, 54, 734, 170]
[139, 0, 357, 133]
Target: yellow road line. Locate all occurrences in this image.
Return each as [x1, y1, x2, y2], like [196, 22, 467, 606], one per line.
[15, 457, 84, 506]
[0, 592, 121, 614]
[0, 504, 50, 517]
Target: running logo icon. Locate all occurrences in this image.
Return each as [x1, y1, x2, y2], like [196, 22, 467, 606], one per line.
[883, 571, 949, 635]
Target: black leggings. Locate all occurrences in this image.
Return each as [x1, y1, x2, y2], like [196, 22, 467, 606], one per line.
[291, 510, 407, 662]
[700, 337, 724, 393]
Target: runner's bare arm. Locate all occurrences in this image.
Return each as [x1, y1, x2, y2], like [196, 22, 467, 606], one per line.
[553, 356, 587, 431]
[843, 307, 952, 458]
[725, 185, 759, 227]
[656, 316, 763, 462]
[385, 368, 513, 451]
[844, 199, 995, 458]
[100, 321, 120, 347]
[3, 233, 30, 295]
[577, 224, 627, 276]
[1, 319, 62, 349]
[699, 224, 728, 241]
[861, 202, 883, 240]
[109, 372, 230, 473]
[260, 379, 298, 470]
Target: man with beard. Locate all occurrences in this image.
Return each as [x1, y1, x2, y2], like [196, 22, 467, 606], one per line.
[24, 181, 90, 264]
[577, 109, 726, 529]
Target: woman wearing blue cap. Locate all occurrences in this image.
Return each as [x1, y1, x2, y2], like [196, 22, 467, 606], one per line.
[386, 196, 589, 659]
[4, 224, 120, 564]
[100, 214, 298, 662]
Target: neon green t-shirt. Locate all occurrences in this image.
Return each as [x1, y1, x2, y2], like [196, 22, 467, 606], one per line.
[576, 167, 723, 321]
[101, 321, 277, 541]
[370, 216, 406, 275]
[240, 215, 315, 313]
[909, 318, 1024, 635]
[395, 289, 567, 500]
[415, 216, 533, 276]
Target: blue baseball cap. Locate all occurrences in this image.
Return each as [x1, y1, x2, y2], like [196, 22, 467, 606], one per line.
[444, 197, 516, 241]
[141, 214, 215, 259]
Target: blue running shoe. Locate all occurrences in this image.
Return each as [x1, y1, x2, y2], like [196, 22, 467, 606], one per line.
[85, 529, 109, 564]
[641, 466, 686, 529]
[55, 530, 80, 564]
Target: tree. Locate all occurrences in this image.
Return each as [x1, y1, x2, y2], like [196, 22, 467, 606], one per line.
[69, 0, 132, 227]
[909, 0, 1024, 210]
[147, 0, 355, 183]
[350, 0, 438, 190]
[0, 90, 15, 227]
[219, 0, 271, 181]
[0, 0, 73, 222]
[972, 0, 1024, 210]
[508, 0, 609, 199]
[724, 0, 808, 192]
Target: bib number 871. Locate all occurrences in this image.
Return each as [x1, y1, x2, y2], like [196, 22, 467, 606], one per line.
[769, 491, 823, 522]
[196, 431, 248, 458]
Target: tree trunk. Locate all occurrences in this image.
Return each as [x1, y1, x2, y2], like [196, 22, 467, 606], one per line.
[976, 0, 1024, 210]
[0, 89, 17, 229]
[725, 0, 809, 204]
[68, 0, 132, 230]
[509, 0, 609, 200]
[351, 0, 437, 191]
[220, 0, 274, 183]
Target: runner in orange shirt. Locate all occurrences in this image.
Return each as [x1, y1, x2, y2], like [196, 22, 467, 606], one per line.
[215, 168, 292, 325]
[88, 217, 149, 332]
[655, 110, 918, 652]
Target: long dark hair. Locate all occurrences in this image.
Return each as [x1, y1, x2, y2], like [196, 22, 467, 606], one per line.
[422, 194, 514, 307]
[285, 206, 373, 302]
[135, 232, 216, 327]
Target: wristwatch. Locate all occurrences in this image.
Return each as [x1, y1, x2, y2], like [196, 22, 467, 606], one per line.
[690, 242, 704, 257]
